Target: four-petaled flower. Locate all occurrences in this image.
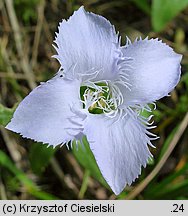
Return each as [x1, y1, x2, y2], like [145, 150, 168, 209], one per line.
[6, 6, 182, 195]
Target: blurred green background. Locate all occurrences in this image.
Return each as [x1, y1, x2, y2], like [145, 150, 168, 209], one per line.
[0, 0, 188, 200]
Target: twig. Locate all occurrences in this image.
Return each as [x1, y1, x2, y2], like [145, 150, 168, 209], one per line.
[5, 0, 36, 89]
[125, 112, 188, 200]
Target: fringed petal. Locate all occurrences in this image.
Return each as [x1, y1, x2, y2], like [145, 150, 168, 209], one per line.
[54, 6, 120, 82]
[6, 76, 86, 146]
[118, 38, 182, 106]
[84, 111, 154, 195]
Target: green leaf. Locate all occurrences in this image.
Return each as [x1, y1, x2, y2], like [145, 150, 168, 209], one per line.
[29, 143, 56, 175]
[145, 163, 188, 199]
[72, 136, 109, 189]
[181, 71, 188, 88]
[152, 0, 188, 32]
[158, 124, 179, 161]
[0, 104, 15, 126]
[78, 170, 90, 199]
[131, 0, 151, 15]
[0, 150, 58, 199]
[14, 0, 39, 23]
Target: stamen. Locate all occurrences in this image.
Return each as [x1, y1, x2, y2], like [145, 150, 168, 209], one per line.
[80, 81, 123, 116]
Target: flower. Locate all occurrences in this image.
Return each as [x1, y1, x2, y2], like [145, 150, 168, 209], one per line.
[6, 6, 182, 195]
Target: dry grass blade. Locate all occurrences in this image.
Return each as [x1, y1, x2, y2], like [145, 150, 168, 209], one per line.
[50, 158, 79, 194]
[0, 72, 27, 80]
[125, 112, 188, 200]
[31, 0, 45, 68]
[0, 127, 22, 169]
[4, 0, 36, 89]
[0, 175, 7, 199]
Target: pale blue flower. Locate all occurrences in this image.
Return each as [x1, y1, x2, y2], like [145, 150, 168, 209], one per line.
[6, 6, 182, 195]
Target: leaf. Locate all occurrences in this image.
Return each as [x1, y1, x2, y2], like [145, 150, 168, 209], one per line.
[158, 124, 179, 161]
[181, 71, 188, 88]
[152, 0, 188, 32]
[131, 0, 151, 15]
[78, 170, 90, 199]
[72, 136, 109, 189]
[29, 143, 56, 175]
[144, 163, 188, 199]
[0, 150, 58, 199]
[14, 0, 39, 23]
[0, 104, 15, 126]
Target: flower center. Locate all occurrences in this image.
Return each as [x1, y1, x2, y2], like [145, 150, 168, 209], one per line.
[80, 82, 121, 115]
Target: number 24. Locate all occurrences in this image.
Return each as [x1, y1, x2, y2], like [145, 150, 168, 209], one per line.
[172, 204, 184, 213]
